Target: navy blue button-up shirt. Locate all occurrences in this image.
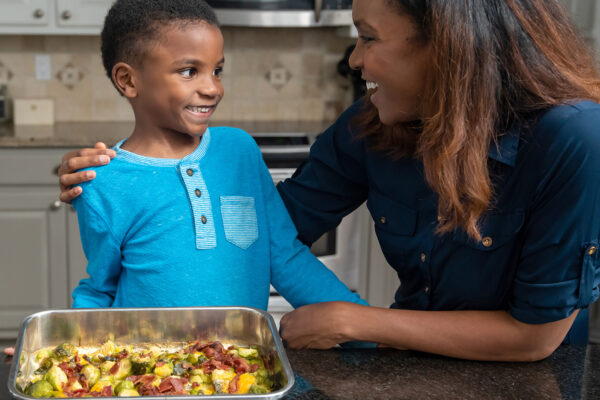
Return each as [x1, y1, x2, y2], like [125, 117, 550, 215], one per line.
[278, 100, 600, 344]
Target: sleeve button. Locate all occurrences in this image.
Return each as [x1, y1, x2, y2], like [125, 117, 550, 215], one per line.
[379, 216, 387, 224]
[588, 246, 597, 256]
[482, 237, 493, 248]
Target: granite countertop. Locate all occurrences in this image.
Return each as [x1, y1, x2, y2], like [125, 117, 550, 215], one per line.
[0, 121, 331, 148]
[3, 345, 600, 399]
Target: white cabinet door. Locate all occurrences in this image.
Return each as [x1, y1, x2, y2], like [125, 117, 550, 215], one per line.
[0, 188, 68, 339]
[0, 0, 49, 26]
[55, 0, 112, 28]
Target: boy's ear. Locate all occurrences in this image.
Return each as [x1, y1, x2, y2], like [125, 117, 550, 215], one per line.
[112, 62, 137, 98]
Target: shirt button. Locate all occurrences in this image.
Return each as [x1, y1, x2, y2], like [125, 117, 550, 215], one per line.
[186, 168, 194, 176]
[201, 215, 207, 224]
[420, 253, 426, 263]
[482, 236, 493, 248]
[380, 216, 387, 224]
[195, 189, 201, 197]
[588, 246, 597, 256]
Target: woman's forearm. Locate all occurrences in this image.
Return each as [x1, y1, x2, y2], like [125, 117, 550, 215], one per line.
[341, 304, 577, 361]
[280, 302, 578, 361]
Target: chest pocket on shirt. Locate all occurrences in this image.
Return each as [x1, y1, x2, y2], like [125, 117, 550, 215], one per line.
[453, 209, 525, 250]
[367, 190, 417, 236]
[220, 196, 258, 249]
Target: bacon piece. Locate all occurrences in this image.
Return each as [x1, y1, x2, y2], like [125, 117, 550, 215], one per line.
[250, 363, 260, 373]
[229, 374, 241, 394]
[233, 357, 250, 373]
[202, 358, 232, 374]
[109, 361, 120, 375]
[100, 385, 112, 397]
[155, 361, 166, 368]
[158, 377, 189, 394]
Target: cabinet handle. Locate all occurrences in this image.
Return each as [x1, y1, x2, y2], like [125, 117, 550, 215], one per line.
[61, 10, 72, 20]
[50, 200, 62, 210]
[33, 9, 45, 19]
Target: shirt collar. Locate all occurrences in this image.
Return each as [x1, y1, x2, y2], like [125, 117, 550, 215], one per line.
[113, 128, 211, 166]
[487, 125, 520, 167]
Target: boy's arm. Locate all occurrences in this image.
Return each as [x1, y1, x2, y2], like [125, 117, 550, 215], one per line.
[71, 194, 122, 308]
[258, 156, 368, 309]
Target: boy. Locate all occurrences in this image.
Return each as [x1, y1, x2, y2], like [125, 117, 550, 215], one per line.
[71, 0, 367, 313]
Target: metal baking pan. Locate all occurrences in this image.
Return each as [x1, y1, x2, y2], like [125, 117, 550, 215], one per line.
[7, 306, 294, 399]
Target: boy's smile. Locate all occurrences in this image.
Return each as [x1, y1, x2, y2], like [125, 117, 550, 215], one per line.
[127, 22, 224, 151]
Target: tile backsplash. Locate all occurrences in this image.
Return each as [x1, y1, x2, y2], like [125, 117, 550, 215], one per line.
[0, 28, 356, 123]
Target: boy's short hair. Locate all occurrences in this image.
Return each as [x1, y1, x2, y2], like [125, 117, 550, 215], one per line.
[101, 0, 219, 82]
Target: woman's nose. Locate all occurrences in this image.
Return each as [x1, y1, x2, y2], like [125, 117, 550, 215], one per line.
[348, 43, 362, 71]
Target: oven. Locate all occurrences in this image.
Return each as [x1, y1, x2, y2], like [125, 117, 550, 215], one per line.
[206, 0, 353, 27]
[251, 132, 370, 325]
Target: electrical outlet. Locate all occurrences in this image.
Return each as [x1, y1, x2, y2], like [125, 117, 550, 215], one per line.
[35, 54, 52, 81]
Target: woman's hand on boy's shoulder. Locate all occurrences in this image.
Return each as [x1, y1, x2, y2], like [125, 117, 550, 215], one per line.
[58, 142, 116, 203]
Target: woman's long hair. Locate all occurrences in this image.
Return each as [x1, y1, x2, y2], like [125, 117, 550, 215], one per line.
[356, 0, 600, 240]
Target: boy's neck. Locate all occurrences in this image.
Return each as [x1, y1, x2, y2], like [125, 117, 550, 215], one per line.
[121, 126, 204, 159]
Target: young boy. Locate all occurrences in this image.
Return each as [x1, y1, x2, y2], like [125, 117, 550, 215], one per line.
[71, 0, 367, 313]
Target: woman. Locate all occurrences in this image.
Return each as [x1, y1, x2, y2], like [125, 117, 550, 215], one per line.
[58, 0, 600, 361]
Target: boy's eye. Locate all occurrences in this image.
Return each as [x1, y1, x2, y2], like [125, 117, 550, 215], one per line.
[180, 68, 196, 77]
[213, 67, 223, 77]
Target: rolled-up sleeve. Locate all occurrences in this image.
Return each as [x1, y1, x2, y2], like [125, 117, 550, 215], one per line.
[510, 106, 600, 324]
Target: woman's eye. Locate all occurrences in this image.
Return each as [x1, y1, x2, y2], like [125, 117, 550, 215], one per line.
[213, 67, 223, 77]
[180, 68, 196, 77]
[359, 35, 375, 43]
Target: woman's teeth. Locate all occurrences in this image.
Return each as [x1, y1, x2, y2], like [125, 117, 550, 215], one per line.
[366, 82, 379, 90]
[188, 106, 211, 113]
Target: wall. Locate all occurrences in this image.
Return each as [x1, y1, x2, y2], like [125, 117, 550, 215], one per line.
[0, 27, 356, 123]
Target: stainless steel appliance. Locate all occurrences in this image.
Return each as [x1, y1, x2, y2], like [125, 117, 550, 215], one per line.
[207, 0, 353, 27]
[251, 131, 370, 324]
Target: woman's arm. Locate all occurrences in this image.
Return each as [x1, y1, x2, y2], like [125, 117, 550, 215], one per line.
[280, 302, 577, 361]
[58, 142, 115, 203]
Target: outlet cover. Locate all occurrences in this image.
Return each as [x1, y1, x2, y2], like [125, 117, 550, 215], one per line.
[13, 98, 54, 125]
[35, 54, 52, 81]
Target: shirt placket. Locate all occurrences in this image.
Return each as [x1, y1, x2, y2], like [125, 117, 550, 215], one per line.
[179, 162, 216, 249]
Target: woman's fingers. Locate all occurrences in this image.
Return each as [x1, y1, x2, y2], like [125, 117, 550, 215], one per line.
[4, 347, 14, 356]
[57, 143, 115, 203]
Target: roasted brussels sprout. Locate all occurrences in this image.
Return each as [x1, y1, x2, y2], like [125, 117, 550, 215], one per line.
[249, 384, 270, 394]
[90, 377, 114, 394]
[131, 354, 155, 375]
[114, 379, 134, 395]
[53, 343, 76, 359]
[81, 364, 101, 386]
[112, 358, 132, 380]
[153, 361, 174, 378]
[118, 388, 140, 397]
[44, 365, 68, 391]
[100, 360, 116, 374]
[27, 380, 53, 398]
[237, 347, 259, 358]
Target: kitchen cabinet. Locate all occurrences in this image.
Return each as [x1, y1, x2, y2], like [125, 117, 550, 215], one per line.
[0, 0, 49, 27]
[0, 0, 112, 35]
[0, 148, 86, 339]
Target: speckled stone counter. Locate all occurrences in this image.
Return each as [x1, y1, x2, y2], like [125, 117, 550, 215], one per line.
[3, 345, 600, 399]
